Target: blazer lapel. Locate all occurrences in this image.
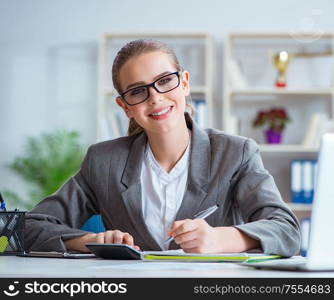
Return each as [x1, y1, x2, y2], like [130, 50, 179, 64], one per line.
[174, 119, 211, 223]
[120, 132, 162, 250]
[168, 119, 211, 250]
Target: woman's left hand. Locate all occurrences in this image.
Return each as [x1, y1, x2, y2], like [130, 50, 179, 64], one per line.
[167, 219, 222, 253]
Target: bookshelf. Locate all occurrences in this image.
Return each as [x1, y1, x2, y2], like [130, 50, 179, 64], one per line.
[223, 32, 334, 211]
[97, 33, 214, 141]
[223, 32, 334, 150]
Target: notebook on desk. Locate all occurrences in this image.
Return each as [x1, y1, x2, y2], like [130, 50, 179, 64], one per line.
[86, 243, 281, 262]
[243, 133, 334, 271]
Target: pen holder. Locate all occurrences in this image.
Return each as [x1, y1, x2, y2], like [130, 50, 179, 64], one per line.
[0, 211, 25, 255]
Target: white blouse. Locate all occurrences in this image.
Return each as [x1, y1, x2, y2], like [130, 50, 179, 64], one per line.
[141, 140, 190, 250]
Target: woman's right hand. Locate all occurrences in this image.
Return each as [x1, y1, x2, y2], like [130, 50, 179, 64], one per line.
[64, 230, 140, 253]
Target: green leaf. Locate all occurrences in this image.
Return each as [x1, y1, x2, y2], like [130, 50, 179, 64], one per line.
[4, 129, 86, 209]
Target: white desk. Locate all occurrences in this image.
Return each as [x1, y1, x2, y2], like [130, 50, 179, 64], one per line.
[1, 256, 334, 278]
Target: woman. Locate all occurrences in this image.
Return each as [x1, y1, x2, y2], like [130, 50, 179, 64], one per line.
[25, 39, 300, 256]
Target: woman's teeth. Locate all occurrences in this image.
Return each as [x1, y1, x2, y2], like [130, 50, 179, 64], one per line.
[151, 107, 171, 116]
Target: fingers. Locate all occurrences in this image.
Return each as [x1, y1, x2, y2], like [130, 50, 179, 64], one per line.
[168, 220, 187, 234]
[66, 231, 140, 253]
[95, 232, 105, 244]
[169, 219, 214, 253]
[122, 233, 135, 247]
[94, 230, 139, 249]
[168, 219, 192, 237]
[174, 230, 197, 245]
[169, 219, 206, 238]
[111, 230, 124, 244]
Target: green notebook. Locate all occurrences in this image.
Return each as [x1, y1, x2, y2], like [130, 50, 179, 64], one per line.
[86, 243, 282, 262]
[142, 252, 281, 262]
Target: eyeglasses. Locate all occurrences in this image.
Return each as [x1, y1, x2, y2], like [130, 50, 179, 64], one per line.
[120, 71, 181, 106]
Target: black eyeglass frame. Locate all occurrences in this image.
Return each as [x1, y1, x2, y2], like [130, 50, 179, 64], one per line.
[120, 71, 181, 106]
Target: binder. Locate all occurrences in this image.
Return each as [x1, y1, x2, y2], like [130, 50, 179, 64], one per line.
[291, 160, 302, 203]
[300, 218, 310, 257]
[302, 161, 313, 203]
[290, 159, 317, 203]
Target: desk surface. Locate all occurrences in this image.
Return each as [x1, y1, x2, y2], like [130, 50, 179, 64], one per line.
[1, 256, 334, 278]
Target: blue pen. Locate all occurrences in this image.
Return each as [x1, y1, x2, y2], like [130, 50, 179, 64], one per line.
[164, 204, 220, 244]
[0, 192, 6, 211]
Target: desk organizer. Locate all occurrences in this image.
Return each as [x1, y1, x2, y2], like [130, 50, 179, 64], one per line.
[0, 211, 25, 255]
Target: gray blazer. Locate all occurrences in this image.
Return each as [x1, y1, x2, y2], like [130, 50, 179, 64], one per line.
[25, 116, 301, 256]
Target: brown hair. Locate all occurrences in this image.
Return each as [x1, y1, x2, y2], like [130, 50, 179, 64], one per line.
[112, 39, 191, 136]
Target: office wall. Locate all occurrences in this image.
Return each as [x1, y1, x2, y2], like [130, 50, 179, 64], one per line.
[1, 0, 334, 202]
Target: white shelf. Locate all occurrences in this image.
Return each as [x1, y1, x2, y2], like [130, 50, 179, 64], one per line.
[230, 88, 333, 96]
[287, 203, 312, 211]
[259, 144, 318, 153]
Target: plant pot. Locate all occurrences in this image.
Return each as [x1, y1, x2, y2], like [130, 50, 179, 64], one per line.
[264, 129, 282, 144]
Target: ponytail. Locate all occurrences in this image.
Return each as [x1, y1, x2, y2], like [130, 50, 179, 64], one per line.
[128, 118, 144, 136]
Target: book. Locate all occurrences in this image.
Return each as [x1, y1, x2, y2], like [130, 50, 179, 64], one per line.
[86, 243, 281, 262]
[303, 113, 329, 148]
[228, 59, 249, 89]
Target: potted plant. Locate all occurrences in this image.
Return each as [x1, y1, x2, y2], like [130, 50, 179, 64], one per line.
[252, 107, 291, 144]
[2, 130, 86, 210]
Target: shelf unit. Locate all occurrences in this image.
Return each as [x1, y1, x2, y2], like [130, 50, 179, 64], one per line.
[223, 33, 334, 211]
[97, 33, 214, 141]
[223, 32, 334, 151]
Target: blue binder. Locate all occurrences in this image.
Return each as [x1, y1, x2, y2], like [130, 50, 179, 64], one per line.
[290, 159, 317, 203]
[291, 160, 303, 203]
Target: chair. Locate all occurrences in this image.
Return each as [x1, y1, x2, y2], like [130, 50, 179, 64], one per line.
[81, 215, 105, 233]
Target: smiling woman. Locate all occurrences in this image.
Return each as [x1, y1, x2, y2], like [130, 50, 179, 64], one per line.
[25, 39, 301, 257]
[115, 50, 190, 140]
[112, 39, 191, 136]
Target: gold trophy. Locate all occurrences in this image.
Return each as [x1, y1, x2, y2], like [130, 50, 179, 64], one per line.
[273, 51, 291, 88]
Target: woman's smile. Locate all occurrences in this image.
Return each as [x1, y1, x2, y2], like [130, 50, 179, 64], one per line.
[148, 106, 174, 120]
